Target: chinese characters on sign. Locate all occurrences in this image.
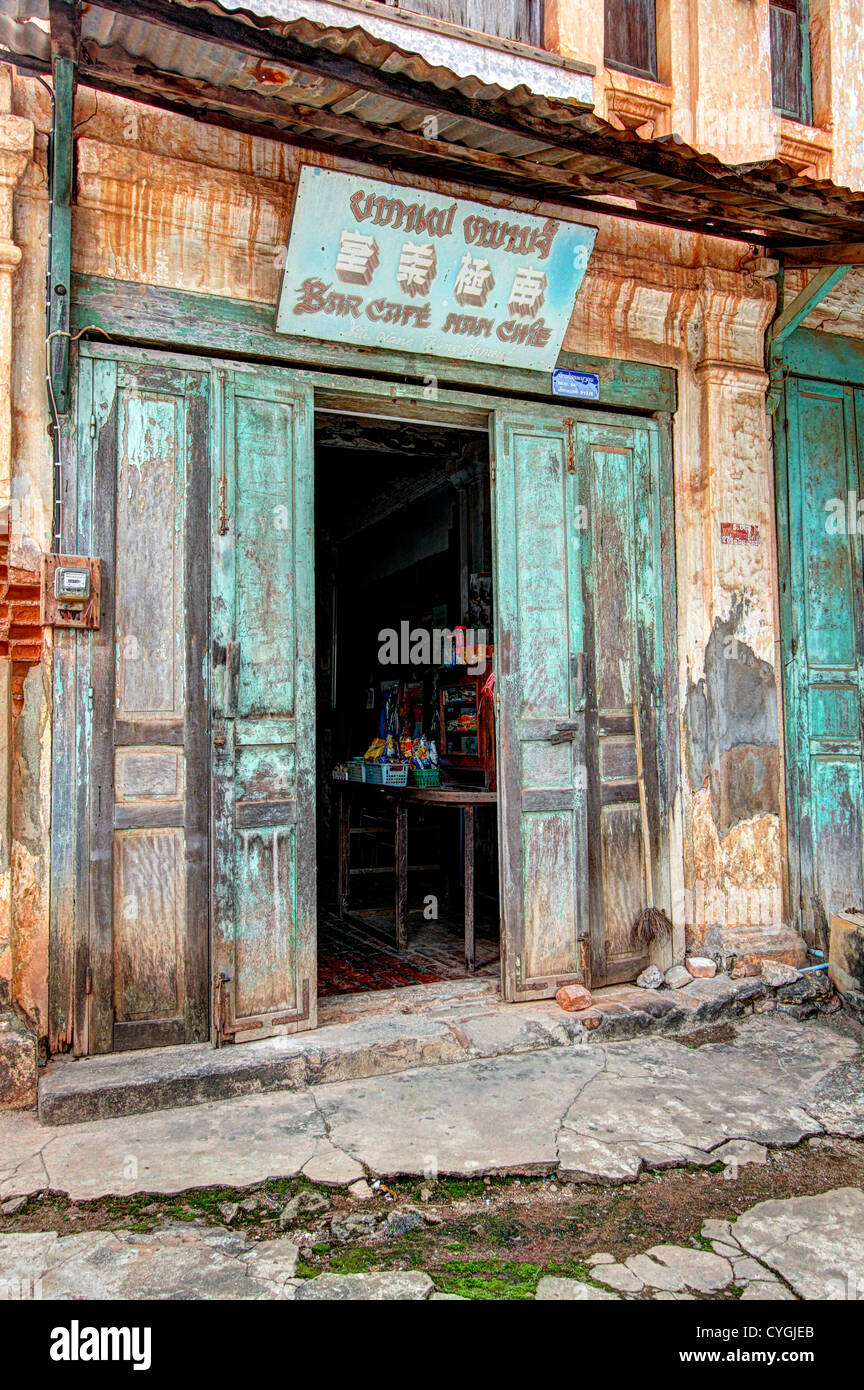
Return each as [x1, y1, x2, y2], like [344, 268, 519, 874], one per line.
[275, 168, 597, 370]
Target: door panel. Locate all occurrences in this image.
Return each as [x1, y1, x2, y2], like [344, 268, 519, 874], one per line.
[493, 407, 669, 999]
[210, 367, 317, 1040]
[578, 422, 666, 987]
[493, 408, 587, 999]
[87, 355, 209, 1053]
[783, 378, 864, 941]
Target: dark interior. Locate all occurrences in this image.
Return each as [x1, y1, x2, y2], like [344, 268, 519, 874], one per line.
[313, 411, 501, 997]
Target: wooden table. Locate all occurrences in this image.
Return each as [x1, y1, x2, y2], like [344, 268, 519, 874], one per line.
[336, 781, 497, 972]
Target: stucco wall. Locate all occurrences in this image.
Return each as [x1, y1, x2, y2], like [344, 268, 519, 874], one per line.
[1, 67, 49, 1077]
[548, 0, 864, 188]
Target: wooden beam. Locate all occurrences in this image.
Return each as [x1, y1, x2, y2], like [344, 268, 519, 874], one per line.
[770, 265, 851, 347]
[48, 1, 79, 413]
[89, 0, 864, 238]
[75, 55, 840, 247]
[70, 273, 678, 413]
[777, 242, 864, 268]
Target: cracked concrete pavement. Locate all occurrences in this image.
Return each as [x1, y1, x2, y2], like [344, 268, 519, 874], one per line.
[1, 1015, 861, 1202]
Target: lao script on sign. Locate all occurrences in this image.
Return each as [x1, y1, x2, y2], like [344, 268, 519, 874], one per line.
[275, 168, 597, 371]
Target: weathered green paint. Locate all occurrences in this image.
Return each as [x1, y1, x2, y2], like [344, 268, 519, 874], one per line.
[55, 349, 211, 1054]
[577, 418, 669, 986]
[48, 53, 76, 414]
[54, 333, 674, 1051]
[770, 267, 851, 350]
[775, 326, 864, 387]
[70, 273, 677, 414]
[775, 374, 864, 944]
[48, 374, 87, 1051]
[492, 408, 588, 999]
[492, 407, 671, 998]
[210, 366, 317, 1039]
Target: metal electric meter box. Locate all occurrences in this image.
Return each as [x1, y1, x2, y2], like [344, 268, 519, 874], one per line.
[40, 554, 101, 629]
[54, 566, 90, 601]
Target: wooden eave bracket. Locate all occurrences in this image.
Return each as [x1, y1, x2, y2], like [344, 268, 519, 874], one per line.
[769, 264, 852, 350]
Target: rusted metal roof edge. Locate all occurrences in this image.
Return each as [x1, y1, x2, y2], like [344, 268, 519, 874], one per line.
[2, 0, 864, 255]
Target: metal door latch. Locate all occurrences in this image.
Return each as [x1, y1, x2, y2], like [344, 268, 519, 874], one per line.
[549, 722, 578, 744]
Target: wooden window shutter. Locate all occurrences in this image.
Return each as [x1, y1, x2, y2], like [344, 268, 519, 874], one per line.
[604, 0, 658, 81]
[770, 0, 813, 123]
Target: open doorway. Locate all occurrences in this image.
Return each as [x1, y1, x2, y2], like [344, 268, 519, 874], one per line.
[314, 410, 501, 1000]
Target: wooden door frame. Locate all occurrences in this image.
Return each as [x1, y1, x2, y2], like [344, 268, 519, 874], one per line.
[308, 376, 680, 1001]
[50, 339, 680, 1053]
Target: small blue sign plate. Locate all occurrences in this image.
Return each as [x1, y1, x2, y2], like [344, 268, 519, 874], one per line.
[551, 368, 601, 401]
[275, 167, 597, 371]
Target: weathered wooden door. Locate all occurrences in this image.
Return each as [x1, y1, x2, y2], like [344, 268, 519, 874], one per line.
[493, 408, 588, 1000]
[210, 366, 317, 1041]
[576, 419, 668, 987]
[779, 377, 864, 943]
[85, 353, 210, 1052]
[492, 407, 669, 999]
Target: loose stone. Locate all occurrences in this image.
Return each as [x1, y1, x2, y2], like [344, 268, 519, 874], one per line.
[636, 965, 664, 990]
[685, 957, 717, 978]
[665, 965, 693, 989]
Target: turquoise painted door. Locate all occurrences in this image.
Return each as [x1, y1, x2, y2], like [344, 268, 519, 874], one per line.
[493, 408, 588, 1000]
[492, 408, 669, 998]
[210, 366, 317, 1040]
[576, 419, 668, 988]
[780, 377, 864, 944]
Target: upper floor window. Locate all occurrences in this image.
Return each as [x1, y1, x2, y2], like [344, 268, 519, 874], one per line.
[382, 2, 545, 49]
[770, 0, 813, 123]
[604, 0, 658, 82]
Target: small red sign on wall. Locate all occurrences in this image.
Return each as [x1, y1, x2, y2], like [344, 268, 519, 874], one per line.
[721, 522, 760, 546]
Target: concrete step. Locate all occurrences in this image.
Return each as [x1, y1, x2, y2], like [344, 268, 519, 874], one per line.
[38, 973, 769, 1126]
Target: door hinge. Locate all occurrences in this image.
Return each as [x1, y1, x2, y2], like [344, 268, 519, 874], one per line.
[84, 964, 93, 996]
[514, 954, 522, 986]
[85, 686, 94, 713]
[89, 414, 96, 440]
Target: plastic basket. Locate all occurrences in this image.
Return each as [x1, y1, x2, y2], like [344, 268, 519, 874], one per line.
[332, 763, 348, 782]
[363, 761, 409, 787]
[346, 759, 365, 782]
[409, 768, 440, 788]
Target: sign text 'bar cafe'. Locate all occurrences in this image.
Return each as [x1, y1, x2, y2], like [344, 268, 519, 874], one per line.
[276, 168, 597, 372]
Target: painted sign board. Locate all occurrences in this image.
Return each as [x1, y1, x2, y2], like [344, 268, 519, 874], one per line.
[275, 167, 597, 371]
[552, 368, 600, 400]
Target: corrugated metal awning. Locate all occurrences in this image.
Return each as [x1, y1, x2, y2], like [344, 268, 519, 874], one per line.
[5, 0, 864, 258]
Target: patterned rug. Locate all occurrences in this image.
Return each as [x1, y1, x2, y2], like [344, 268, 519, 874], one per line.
[317, 909, 500, 997]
